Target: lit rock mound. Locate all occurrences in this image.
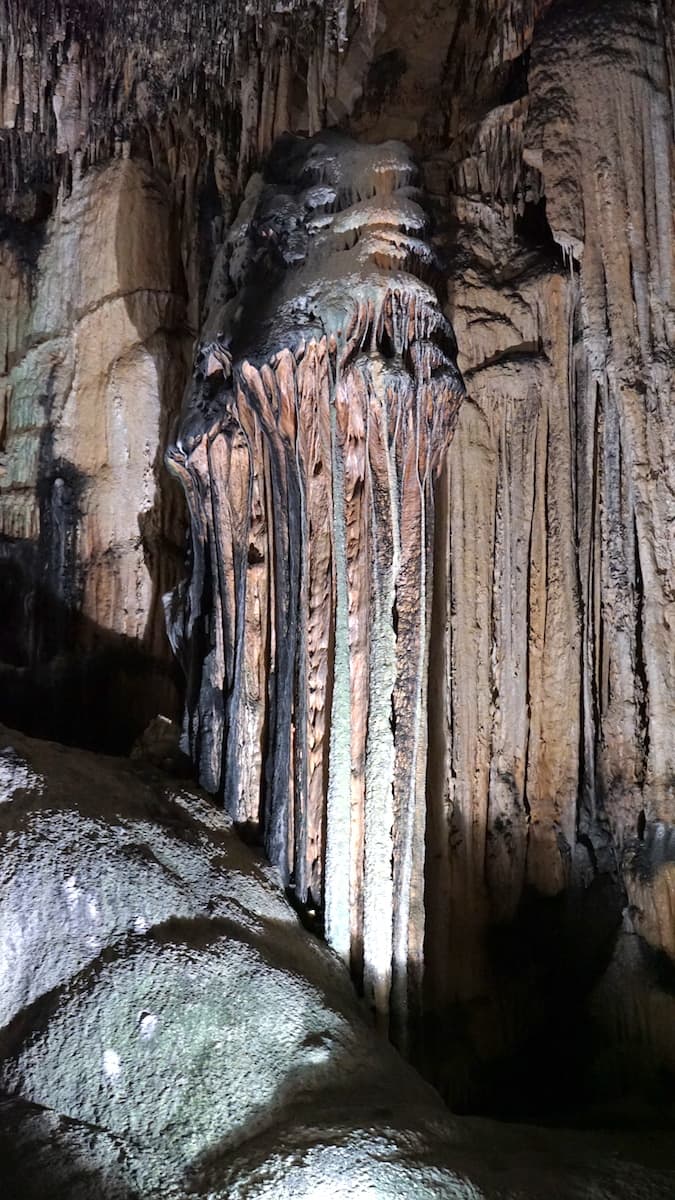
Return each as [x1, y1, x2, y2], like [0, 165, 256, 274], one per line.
[167, 131, 465, 1046]
[1, 726, 674, 1199]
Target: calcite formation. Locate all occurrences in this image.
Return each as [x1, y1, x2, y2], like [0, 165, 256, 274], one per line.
[1, 725, 674, 1200]
[0, 157, 188, 749]
[167, 130, 464, 1043]
[0, 0, 673, 1127]
[0, 0, 379, 205]
[423, 0, 675, 1108]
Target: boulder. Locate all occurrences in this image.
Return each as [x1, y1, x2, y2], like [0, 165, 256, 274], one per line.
[0, 725, 673, 1198]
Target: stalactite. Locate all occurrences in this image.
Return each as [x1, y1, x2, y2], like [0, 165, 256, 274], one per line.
[0, 0, 375, 207]
[166, 131, 465, 1043]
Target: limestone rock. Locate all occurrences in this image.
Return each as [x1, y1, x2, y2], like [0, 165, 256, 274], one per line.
[423, 0, 675, 1109]
[0, 0, 673, 1130]
[0, 157, 190, 750]
[1, 724, 674, 1199]
[168, 131, 465, 1049]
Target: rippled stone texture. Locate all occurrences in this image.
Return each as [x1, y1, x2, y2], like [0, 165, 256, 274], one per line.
[167, 131, 465, 1044]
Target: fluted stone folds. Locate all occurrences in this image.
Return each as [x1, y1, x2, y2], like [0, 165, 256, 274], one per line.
[167, 131, 465, 1043]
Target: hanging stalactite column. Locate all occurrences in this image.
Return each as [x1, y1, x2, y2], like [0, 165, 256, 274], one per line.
[166, 131, 465, 1048]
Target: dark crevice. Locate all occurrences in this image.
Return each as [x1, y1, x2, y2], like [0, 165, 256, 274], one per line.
[633, 509, 650, 783]
[499, 48, 530, 105]
[515, 194, 566, 267]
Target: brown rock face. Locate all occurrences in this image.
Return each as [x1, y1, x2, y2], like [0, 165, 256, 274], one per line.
[423, 0, 675, 1112]
[168, 132, 465, 1044]
[0, 157, 189, 749]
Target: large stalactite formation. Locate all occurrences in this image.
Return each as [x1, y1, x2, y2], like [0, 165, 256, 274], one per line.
[167, 131, 465, 1043]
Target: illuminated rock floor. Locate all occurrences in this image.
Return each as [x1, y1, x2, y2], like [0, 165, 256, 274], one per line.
[1, 726, 673, 1199]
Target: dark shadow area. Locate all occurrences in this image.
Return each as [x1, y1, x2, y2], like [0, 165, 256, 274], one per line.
[0, 1096, 140, 1200]
[498, 47, 530, 104]
[421, 780, 675, 1126]
[515, 193, 568, 267]
[0, 542, 183, 753]
[0, 206, 51, 275]
[358, 48, 408, 115]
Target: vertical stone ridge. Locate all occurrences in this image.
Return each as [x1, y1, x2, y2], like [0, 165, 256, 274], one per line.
[167, 131, 465, 1043]
[423, 0, 674, 1105]
[324, 365, 353, 963]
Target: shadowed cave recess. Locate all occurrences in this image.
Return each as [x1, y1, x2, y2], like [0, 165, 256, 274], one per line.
[0, 0, 674, 1194]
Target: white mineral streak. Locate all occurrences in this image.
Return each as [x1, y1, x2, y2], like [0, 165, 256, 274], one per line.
[0, 751, 42, 798]
[362, 357, 396, 1026]
[102, 1049, 121, 1079]
[324, 378, 353, 965]
[138, 1011, 158, 1039]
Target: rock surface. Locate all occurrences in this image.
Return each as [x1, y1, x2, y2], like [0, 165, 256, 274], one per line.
[168, 130, 464, 1049]
[0, 157, 189, 749]
[1, 724, 674, 1199]
[0, 0, 673, 1122]
[423, 0, 675, 1110]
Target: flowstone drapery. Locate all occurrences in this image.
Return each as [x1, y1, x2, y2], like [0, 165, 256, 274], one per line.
[167, 132, 464, 1044]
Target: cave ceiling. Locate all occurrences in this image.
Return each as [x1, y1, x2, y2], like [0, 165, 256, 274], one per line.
[1, 0, 559, 204]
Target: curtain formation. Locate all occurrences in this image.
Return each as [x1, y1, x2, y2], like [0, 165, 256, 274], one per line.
[167, 132, 464, 1045]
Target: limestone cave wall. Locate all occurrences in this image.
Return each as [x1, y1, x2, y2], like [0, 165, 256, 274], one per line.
[0, 155, 189, 748]
[0, 0, 673, 1122]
